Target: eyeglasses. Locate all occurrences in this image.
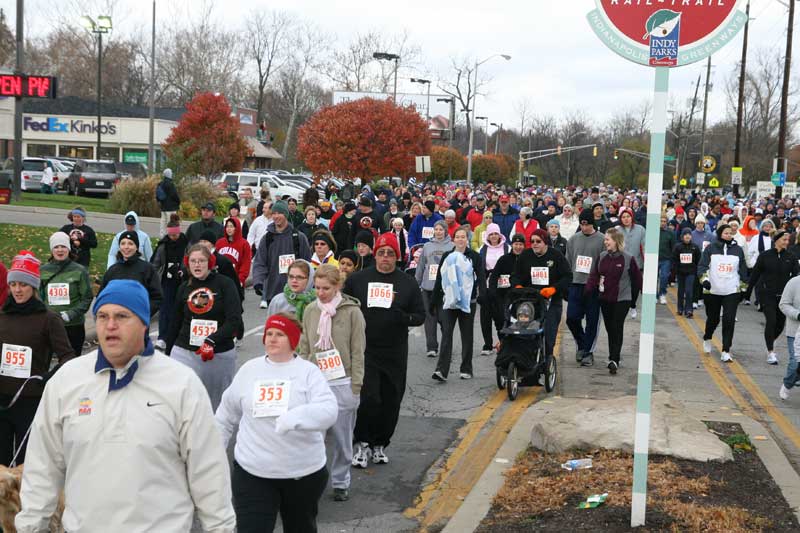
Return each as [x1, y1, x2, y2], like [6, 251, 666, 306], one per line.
[188, 259, 207, 266]
[531, 239, 544, 244]
[288, 275, 308, 281]
[375, 250, 397, 257]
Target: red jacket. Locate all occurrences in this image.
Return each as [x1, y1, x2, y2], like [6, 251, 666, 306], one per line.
[513, 218, 539, 248]
[466, 207, 488, 230]
[447, 220, 459, 238]
[215, 217, 252, 285]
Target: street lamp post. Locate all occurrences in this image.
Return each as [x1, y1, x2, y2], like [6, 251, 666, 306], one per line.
[436, 96, 455, 180]
[466, 54, 511, 184]
[490, 122, 503, 153]
[148, 1, 156, 173]
[559, 130, 587, 186]
[476, 116, 489, 155]
[81, 15, 112, 160]
[411, 78, 431, 124]
[373, 52, 400, 101]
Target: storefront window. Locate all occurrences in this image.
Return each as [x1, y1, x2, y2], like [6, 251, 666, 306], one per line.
[26, 144, 56, 157]
[98, 147, 119, 161]
[59, 146, 94, 159]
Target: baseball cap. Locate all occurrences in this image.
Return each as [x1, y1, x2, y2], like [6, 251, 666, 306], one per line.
[499, 194, 510, 202]
[124, 214, 136, 226]
[202, 202, 215, 211]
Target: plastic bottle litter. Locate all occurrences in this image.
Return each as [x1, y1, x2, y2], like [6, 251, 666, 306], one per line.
[578, 492, 608, 509]
[561, 458, 593, 471]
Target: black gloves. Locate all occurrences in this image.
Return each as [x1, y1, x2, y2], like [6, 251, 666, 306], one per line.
[702, 280, 711, 291]
[254, 284, 263, 296]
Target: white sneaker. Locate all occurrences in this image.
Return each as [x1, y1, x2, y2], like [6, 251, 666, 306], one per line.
[426, 350, 437, 358]
[154, 339, 166, 351]
[659, 295, 667, 305]
[767, 352, 779, 365]
[720, 351, 733, 363]
[744, 299, 751, 306]
[692, 302, 699, 309]
[372, 445, 389, 464]
[352, 442, 371, 468]
[259, 301, 268, 309]
[460, 373, 473, 380]
[703, 340, 712, 354]
[480, 348, 493, 356]
[629, 308, 638, 319]
[235, 338, 243, 348]
[780, 384, 790, 401]
[697, 301, 704, 308]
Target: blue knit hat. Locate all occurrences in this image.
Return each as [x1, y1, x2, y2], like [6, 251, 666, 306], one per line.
[547, 219, 560, 228]
[93, 279, 150, 326]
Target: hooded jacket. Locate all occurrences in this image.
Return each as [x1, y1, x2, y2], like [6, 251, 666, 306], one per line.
[252, 222, 312, 302]
[492, 205, 520, 239]
[566, 229, 606, 285]
[698, 238, 748, 296]
[471, 217, 493, 251]
[157, 176, 181, 212]
[585, 250, 642, 303]
[215, 217, 252, 286]
[100, 255, 162, 316]
[151, 233, 189, 282]
[511, 245, 572, 301]
[40, 258, 93, 326]
[479, 223, 508, 272]
[107, 211, 154, 268]
[297, 294, 366, 395]
[618, 222, 646, 268]
[408, 212, 444, 248]
[266, 262, 316, 319]
[555, 212, 579, 240]
[415, 221, 454, 291]
[746, 226, 773, 269]
[672, 239, 701, 276]
[332, 211, 355, 257]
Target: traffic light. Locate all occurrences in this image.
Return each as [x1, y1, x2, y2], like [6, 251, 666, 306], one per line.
[613, 149, 619, 160]
[557, 145, 562, 156]
[593, 146, 598, 157]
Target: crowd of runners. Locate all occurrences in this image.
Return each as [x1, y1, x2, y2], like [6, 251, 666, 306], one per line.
[2, 168, 800, 531]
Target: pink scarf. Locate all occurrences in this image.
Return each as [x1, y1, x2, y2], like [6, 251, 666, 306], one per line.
[314, 292, 343, 350]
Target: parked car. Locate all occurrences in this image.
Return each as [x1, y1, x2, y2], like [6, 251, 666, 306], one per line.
[116, 162, 148, 179]
[46, 159, 72, 190]
[1, 157, 60, 192]
[65, 160, 118, 197]
[216, 172, 302, 202]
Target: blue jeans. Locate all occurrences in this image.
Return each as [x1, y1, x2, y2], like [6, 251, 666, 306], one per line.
[784, 337, 798, 389]
[566, 284, 601, 354]
[658, 259, 672, 297]
[677, 273, 695, 313]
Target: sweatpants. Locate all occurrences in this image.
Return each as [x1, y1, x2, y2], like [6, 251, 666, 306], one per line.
[421, 290, 439, 352]
[158, 279, 179, 341]
[759, 291, 785, 352]
[676, 273, 695, 313]
[0, 394, 40, 465]
[437, 303, 476, 378]
[65, 323, 86, 356]
[599, 300, 631, 363]
[566, 284, 601, 355]
[703, 293, 740, 352]
[232, 461, 328, 533]
[170, 346, 236, 411]
[327, 383, 360, 489]
[543, 302, 563, 357]
[479, 298, 504, 350]
[354, 363, 406, 448]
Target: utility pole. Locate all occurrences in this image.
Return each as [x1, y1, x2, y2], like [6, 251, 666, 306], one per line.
[698, 56, 712, 181]
[733, 0, 750, 197]
[776, 0, 795, 200]
[12, 0, 23, 200]
[147, 0, 156, 174]
[679, 75, 701, 186]
[96, 31, 103, 159]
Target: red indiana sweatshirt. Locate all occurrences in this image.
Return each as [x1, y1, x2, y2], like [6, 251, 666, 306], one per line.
[216, 217, 252, 285]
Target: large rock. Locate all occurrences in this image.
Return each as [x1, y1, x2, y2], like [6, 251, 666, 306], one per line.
[529, 391, 733, 462]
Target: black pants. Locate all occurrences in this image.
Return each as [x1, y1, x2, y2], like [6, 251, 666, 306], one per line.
[543, 302, 563, 357]
[232, 462, 327, 533]
[759, 291, 785, 352]
[676, 273, 695, 313]
[599, 300, 630, 363]
[0, 394, 40, 465]
[354, 364, 406, 447]
[65, 324, 86, 356]
[479, 298, 503, 350]
[437, 303, 476, 378]
[704, 293, 740, 352]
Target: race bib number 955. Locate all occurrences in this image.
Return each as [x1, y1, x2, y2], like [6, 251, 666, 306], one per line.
[1, 343, 32, 379]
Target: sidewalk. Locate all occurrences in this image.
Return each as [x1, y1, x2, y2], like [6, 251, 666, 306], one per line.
[443, 301, 800, 532]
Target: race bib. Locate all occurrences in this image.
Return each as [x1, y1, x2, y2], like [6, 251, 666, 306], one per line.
[279, 254, 295, 274]
[422, 226, 434, 240]
[252, 380, 291, 418]
[189, 319, 217, 346]
[679, 253, 693, 265]
[428, 264, 439, 281]
[716, 261, 735, 279]
[497, 274, 511, 289]
[47, 283, 70, 306]
[531, 267, 549, 286]
[1, 343, 32, 379]
[599, 275, 605, 293]
[576, 255, 592, 274]
[315, 348, 346, 381]
[367, 282, 393, 308]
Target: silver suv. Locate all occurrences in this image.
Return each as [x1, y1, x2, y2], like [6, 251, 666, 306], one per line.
[66, 159, 118, 197]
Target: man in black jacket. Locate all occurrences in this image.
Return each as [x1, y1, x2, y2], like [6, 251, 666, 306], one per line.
[186, 202, 224, 247]
[157, 168, 181, 237]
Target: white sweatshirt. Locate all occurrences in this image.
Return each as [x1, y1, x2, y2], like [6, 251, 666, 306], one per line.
[215, 355, 338, 479]
[16, 352, 236, 533]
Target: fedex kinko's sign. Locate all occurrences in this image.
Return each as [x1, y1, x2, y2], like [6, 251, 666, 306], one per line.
[587, 0, 747, 67]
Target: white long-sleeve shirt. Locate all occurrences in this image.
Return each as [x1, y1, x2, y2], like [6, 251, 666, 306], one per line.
[215, 355, 337, 479]
[247, 215, 273, 249]
[16, 352, 236, 533]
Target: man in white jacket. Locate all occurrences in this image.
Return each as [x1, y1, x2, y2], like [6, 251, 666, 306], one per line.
[16, 279, 236, 533]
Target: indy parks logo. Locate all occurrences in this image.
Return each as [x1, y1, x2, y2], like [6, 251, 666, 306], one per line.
[644, 10, 681, 66]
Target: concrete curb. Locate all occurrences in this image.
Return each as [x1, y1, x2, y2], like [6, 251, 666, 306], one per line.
[0, 204, 193, 229]
[443, 404, 800, 532]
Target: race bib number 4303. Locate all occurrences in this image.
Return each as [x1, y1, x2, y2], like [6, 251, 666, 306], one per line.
[367, 283, 393, 308]
[1, 343, 32, 379]
[47, 283, 70, 306]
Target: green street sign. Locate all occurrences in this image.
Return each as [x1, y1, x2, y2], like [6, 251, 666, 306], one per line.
[772, 172, 786, 186]
[664, 155, 676, 162]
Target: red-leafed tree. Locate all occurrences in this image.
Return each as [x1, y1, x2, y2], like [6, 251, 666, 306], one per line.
[163, 92, 251, 178]
[296, 97, 431, 180]
[430, 146, 466, 181]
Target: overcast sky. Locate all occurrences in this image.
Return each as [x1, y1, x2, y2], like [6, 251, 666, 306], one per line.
[7, 0, 796, 132]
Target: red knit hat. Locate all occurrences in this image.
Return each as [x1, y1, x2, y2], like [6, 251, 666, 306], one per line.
[7, 250, 41, 289]
[374, 232, 401, 258]
[531, 228, 550, 246]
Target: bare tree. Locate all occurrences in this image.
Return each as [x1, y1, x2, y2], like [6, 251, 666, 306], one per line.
[437, 56, 491, 148]
[246, 9, 294, 124]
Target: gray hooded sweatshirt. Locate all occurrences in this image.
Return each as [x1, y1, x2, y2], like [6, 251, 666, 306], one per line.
[619, 223, 646, 268]
[266, 260, 316, 318]
[415, 220, 455, 291]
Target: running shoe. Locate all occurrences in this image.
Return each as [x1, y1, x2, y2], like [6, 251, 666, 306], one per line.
[154, 339, 166, 351]
[780, 384, 790, 401]
[426, 350, 437, 358]
[703, 340, 712, 354]
[677, 307, 684, 315]
[480, 348, 493, 356]
[580, 353, 594, 367]
[692, 302, 699, 309]
[767, 352, 779, 365]
[720, 351, 733, 363]
[576, 349, 585, 363]
[629, 308, 638, 319]
[333, 488, 350, 502]
[432, 370, 447, 382]
[259, 301, 268, 309]
[685, 311, 693, 319]
[608, 360, 618, 375]
[352, 442, 371, 468]
[372, 446, 389, 464]
[460, 373, 473, 380]
[744, 299, 751, 306]
[659, 295, 667, 305]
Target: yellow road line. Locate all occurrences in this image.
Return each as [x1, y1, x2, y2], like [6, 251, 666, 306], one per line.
[682, 302, 800, 450]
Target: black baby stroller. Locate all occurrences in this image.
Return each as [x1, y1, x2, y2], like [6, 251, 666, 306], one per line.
[494, 287, 557, 400]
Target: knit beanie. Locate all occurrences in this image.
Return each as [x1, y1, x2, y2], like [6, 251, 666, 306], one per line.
[375, 232, 401, 257]
[511, 233, 526, 244]
[716, 224, 731, 241]
[338, 249, 359, 265]
[355, 230, 374, 250]
[163, 168, 173, 179]
[272, 200, 290, 217]
[424, 200, 436, 213]
[531, 228, 549, 245]
[681, 227, 693, 237]
[343, 201, 357, 214]
[198, 229, 218, 244]
[547, 219, 560, 228]
[7, 251, 41, 289]
[93, 279, 150, 326]
[49, 231, 71, 251]
[579, 208, 595, 227]
[118, 230, 140, 249]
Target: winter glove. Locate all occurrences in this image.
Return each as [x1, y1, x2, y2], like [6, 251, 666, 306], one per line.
[702, 280, 712, 291]
[540, 287, 557, 299]
[196, 341, 215, 362]
[254, 284, 263, 296]
[796, 312, 800, 323]
[59, 311, 70, 322]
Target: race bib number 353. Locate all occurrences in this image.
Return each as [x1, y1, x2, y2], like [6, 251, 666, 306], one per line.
[1, 343, 32, 379]
[367, 282, 394, 308]
[252, 380, 291, 418]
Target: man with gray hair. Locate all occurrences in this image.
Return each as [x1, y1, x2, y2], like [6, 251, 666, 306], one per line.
[156, 168, 180, 237]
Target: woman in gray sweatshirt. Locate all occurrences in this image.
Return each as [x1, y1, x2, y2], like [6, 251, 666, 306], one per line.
[618, 206, 646, 318]
[415, 220, 454, 357]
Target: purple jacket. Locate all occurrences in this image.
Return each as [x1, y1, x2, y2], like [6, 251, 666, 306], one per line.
[585, 251, 642, 303]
